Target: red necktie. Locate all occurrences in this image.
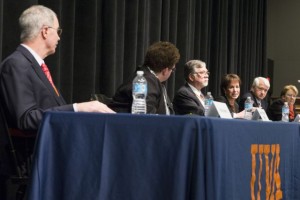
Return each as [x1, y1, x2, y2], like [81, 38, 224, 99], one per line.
[41, 63, 59, 96]
[289, 104, 294, 120]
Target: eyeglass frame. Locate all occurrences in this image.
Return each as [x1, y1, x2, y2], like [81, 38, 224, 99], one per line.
[43, 26, 63, 36]
[171, 67, 176, 73]
[286, 94, 297, 98]
[255, 86, 269, 93]
[192, 71, 210, 76]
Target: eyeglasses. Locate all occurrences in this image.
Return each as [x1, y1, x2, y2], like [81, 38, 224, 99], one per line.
[171, 67, 176, 73]
[255, 86, 268, 93]
[286, 94, 297, 98]
[193, 71, 210, 76]
[45, 26, 63, 36]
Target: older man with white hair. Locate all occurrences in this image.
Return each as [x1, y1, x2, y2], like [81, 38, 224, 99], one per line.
[238, 77, 270, 112]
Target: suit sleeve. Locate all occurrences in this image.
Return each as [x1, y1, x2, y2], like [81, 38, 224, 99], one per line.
[266, 100, 283, 121]
[145, 76, 162, 114]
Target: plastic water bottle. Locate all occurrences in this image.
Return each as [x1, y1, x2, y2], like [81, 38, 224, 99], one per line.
[204, 92, 214, 116]
[244, 96, 253, 120]
[281, 102, 289, 122]
[131, 71, 147, 114]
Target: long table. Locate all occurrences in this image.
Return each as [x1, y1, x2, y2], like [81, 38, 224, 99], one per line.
[27, 112, 300, 200]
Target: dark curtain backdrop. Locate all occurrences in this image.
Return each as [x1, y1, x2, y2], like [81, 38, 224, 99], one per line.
[0, 0, 267, 104]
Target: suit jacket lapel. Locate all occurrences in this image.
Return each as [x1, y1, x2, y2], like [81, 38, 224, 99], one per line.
[185, 83, 202, 106]
[17, 45, 65, 105]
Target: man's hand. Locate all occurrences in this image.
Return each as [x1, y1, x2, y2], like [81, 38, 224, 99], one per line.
[76, 101, 115, 113]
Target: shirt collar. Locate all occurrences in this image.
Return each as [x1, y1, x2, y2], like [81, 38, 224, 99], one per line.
[21, 44, 44, 66]
[188, 83, 203, 96]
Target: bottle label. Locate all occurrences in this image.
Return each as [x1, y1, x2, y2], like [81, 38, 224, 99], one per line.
[133, 83, 147, 94]
[282, 107, 289, 114]
[205, 99, 213, 106]
[245, 103, 252, 110]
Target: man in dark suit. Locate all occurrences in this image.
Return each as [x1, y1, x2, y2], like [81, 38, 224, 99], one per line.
[0, 5, 115, 131]
[113, 41, 180, 115]
[0, 5, 115, 198]
[173, 60, 209, 115]
[238, 77, 270, 112]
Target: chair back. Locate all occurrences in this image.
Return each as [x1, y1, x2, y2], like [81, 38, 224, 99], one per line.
[0, 99, 11, 177]
[0, 99, 34, 199]
[91, 93, 131, 113]
[0, 100, 25, 178]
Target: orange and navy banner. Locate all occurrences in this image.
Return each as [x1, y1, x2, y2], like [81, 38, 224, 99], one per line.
[251, 144, 282, 200]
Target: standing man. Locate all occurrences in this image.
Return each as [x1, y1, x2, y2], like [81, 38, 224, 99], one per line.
[173, 60, 209, 115]
[238, 77, 270, 112]
[0, 5, 115, 131]
[113, 41, 180, 115]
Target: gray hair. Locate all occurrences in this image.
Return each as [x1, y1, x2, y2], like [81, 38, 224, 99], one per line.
[184, 60, 206, 81]
[251, 77, 270, 89]
[19, 5, 57, 42]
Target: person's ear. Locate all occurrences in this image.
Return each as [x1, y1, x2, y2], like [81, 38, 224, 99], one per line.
[188, 73, 195, 82]
[161, 67, 169, 76]
[41, 27, 48, 39]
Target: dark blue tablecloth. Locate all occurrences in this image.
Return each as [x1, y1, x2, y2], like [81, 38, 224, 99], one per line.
[27, 112, 300, 200]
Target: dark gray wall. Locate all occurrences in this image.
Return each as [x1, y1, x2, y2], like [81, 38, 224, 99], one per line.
[267, 0, 300, 96]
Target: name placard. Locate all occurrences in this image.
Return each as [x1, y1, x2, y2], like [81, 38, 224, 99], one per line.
[251, 108, 269, 121]
[207, 101, 232, 119]
[294, 114, 300, 122]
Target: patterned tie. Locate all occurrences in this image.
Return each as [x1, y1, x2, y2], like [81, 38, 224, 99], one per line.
[41, 63, 59, 96]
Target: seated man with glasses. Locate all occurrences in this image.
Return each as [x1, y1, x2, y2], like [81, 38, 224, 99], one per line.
[113, 41, 180, 115]
[173, 60, 209, 115]
[267, 85, 298, 121]
[238, 77, 270, 112]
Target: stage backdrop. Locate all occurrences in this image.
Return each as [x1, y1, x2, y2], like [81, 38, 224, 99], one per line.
[0, 0, 267, 103]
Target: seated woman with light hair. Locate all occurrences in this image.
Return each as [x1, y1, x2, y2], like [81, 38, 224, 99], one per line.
[267, 85, 298, 121]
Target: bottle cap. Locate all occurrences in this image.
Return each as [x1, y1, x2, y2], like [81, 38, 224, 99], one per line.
[137, 71, 144, 76]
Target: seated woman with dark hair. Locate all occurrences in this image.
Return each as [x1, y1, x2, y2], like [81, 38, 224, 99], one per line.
[215, 74, 245, 118]
[267, 85, 298, 121]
